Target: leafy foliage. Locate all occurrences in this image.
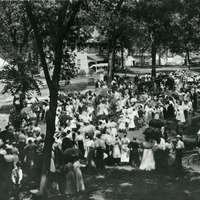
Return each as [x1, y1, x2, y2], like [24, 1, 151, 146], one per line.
[0, 2, 41, 96]
[133, 0, 181, 65]
[1, 56, 42, 96]
[167, 0, 200, 55]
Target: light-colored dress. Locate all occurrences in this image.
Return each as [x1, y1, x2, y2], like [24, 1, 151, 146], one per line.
[64, 162, 76, 194]
[154, 108, 160, 119]
[118, 118, 126, 130]
[128, 110, 136, 129]
[113, 138, 121, 159]
[85, 140, 95, 167]
[120, 137, 130, 163]
[74, 160, 85, 192]
[139, 141, 155, 171]
[145, 106, 154, 124]
[176, 105, 186, 123]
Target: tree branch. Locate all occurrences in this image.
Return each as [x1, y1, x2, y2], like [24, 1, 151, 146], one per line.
[6, 9, 18, 50]
[20, 17, 31, 51]
[52, 0, 69, 84]
[52, 0, 82, 83]
[24, 1, 52, 88]
[63, 0, 82, 35]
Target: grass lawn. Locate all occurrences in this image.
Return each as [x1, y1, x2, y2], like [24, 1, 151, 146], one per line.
[33, 166, 200, 200]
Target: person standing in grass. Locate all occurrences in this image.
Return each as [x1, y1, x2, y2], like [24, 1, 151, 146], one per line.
[74, 157, 85, 193]
[128, 137, 140, 167]
[11, 161, 23, 200]
[175, 135, 185, 169]
[64, 157, 76, 195]
[139, 137, 155, 171]
[112, 134, 121, 166]
[94, 133, 106, 169]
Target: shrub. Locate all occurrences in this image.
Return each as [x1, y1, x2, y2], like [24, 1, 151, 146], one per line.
[78, 70, 86, 77]
[88, 68, 95, 76]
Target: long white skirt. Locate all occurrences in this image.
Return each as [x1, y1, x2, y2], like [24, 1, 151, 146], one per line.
[120, 145, 129, 163]
[139, 149, 155, 171]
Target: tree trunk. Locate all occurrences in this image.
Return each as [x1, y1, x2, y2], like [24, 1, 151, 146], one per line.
[39, 87, 58, 196]
[158, 52, 161, 65]
[107, 38, 116, 87]
[121, 44, 124, 70]
[24, 1, 82, 196]
[186, 48, 190, 69]
[151, 43, 157, 79]
[151, 43, 157, 66]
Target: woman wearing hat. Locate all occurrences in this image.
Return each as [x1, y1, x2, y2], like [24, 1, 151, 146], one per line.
[120, 132, 130, 163]
[175, 135, 185, 169]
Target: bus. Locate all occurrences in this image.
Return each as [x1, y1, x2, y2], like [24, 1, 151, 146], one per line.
[89, 63, 108, 73]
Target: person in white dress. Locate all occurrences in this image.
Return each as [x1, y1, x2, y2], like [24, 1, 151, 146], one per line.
[120, 132, 130, 163]
[128, 108, 136, 131]
[144, 104, 154, 125]
[113, 135, 121, 165]
[154, 105, 160, 119]
[175, 101, 186, 123]
[118, 116, 126, 132]
[139, 139, 155, 171]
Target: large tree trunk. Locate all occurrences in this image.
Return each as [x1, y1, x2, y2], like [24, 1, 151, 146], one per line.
[186, 48, 190, 70]
[151, 42, 157, 79]
[151, 43, 157, 66]
[108, 49, 115, 87]
[39, 86, 58, 196]
[121, 44, 124, 70]
[24, 1, 82, 196]
[107, 38, 116, 87]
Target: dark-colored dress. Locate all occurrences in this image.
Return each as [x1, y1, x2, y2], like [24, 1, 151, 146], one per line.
[128, 141, 140, 167]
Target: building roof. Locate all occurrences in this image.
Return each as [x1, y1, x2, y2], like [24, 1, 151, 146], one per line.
[87, 55, 106, 62]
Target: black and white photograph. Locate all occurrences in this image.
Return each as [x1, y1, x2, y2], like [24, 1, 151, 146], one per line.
[0, 0, 200, 199]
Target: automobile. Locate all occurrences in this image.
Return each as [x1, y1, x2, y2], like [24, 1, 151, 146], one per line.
[89, 63, 108, 74]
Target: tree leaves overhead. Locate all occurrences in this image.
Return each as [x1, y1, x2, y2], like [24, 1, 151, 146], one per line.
[0, 2, 31, 57]
[167, 0, 200, 54]
[1, 56, 42, 96]
[0, 0, 90, 96]
[0, 1, 42, 96]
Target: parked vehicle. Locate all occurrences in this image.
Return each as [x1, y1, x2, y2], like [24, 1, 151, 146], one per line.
[89, 63, 108, 73]
[189, 57, 200, 67]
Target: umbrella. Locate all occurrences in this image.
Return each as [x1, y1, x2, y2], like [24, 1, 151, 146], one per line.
[171, 93, 181, 100]
[59, 113, 72, 126]
[143, 127, 161, 143]
[149, 119, 164, 129]
[63, 148, 82, 163]
[59, 113, 72, 121]
[96, 114, 109, 121]
[65, 115, 73, 120]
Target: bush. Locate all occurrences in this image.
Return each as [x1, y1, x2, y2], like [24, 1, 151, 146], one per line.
[78, 70, 86, 77]
[88, 68, 95, 76]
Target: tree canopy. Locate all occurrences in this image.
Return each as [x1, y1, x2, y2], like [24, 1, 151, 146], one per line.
[167, 0, 200, 63]
[0, 0, 200, 197]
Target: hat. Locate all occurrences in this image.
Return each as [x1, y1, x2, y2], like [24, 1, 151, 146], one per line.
[111, 122, 117, 128]
[176, 135, 181, 138]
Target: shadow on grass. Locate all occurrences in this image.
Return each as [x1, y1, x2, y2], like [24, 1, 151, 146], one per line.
[45, 167, 200, 200]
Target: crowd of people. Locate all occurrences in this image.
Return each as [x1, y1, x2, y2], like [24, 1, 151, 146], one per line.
[0, 69, 199, 198]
